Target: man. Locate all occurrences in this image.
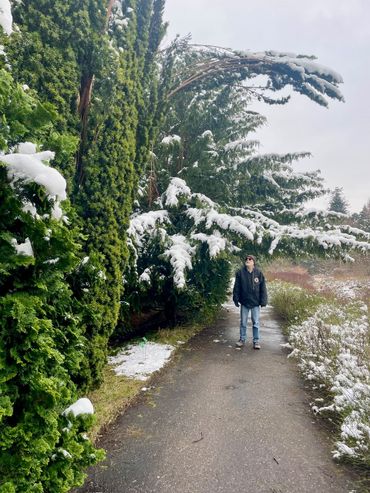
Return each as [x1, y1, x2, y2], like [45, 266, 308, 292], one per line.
[233, 254, 267, 349]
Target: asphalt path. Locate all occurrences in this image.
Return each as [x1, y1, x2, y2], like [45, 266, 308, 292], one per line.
[77, 303, 357, 493]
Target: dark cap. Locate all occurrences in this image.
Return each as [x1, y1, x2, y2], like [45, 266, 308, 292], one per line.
[245, 255, 256, 263]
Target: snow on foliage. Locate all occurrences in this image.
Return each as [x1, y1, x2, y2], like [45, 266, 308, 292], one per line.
[11, 237, 34, 257]
[224, 139, 259, 152]
[63, 398, 94, 418]
[187, 208, 256, 240]
[139, 267, 152, 285]
[314, 277, 370, 300]
[274, 279, 370, 463]
[128, 177, 370, 291]
[110, 0, 130, 32]
[161, 134, 181, 146]
[163, 234, 195, 289]
[163, 177, 191, 207]
[0, 0, 12, 35]
[1, 143, 67, 220]
[169, 44, 344, 107]
[127, 210, 169, 247]
[191, 231, 227, 258]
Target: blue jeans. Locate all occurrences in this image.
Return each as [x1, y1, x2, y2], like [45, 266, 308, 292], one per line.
[240, 305, 260, 343]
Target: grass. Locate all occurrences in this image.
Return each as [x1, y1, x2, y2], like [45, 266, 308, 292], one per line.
[87, 367, 143, 442]
[150, 323, 204, 346]
[268, 280, 326, 332]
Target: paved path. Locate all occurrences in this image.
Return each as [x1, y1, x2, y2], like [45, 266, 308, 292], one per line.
[78, 303, 357, 493]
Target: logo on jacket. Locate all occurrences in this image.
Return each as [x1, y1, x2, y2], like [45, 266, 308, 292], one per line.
[254, 277, 259, 283]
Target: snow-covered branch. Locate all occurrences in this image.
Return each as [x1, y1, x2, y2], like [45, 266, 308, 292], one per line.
[167, 46, 344, 108]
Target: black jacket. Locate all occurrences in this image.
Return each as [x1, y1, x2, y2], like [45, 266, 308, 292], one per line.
[233, 266, 268, 308]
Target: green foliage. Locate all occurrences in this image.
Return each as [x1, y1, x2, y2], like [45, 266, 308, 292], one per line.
[8, 1, 82, 186]
[268, 281, 325, 330]
[121, 230, 231, 333]
[120, 41, 369, 335]
[121, 43, 345, 332]
[144, 43, 327, 222]
[0, 163, 104, 490]
[0, 69, 57, 150]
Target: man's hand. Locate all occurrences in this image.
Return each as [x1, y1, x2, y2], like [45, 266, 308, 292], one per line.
[234, 301, 239, 308]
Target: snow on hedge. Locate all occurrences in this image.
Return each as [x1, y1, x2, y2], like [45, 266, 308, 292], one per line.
[63, 398, 94, 418]
[314, 277, 370, 300]
[1, 143, 67, 220]
[0, 0, 12, 35]
[11, 237, 34, 257]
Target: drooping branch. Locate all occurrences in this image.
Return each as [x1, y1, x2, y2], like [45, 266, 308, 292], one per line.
[166, 46, 344, 108]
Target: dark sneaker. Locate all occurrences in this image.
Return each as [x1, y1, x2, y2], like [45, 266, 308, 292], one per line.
[253, 341, 261, 350]
[235, 340, 245, 348]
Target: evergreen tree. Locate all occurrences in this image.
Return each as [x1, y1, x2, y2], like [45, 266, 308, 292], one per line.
[121, 43, 370, 325]
[150, 78, 326, 220]
[166, 44, 344, 108]
[328, 187, 349, 214]
[359, 199, 370, 231]
[353, 198, 370, 231]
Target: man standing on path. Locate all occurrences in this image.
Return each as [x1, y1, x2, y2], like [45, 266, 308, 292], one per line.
[233, 254, 268, 349]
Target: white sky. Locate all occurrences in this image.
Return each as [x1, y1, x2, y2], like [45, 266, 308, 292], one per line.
[164, 0, 370, 212]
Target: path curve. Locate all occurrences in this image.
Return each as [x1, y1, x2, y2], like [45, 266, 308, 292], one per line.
[78, 303, 356, 493]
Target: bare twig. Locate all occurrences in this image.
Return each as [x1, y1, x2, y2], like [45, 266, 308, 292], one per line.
[192, 432, 204, 443]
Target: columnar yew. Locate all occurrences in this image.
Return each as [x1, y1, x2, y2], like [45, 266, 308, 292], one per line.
[8, 1, 167, 389]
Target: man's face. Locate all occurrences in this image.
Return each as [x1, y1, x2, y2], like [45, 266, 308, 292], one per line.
[245, 257, 254, 267]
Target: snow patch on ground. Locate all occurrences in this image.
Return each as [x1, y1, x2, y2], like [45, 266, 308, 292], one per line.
[109, 342, 175, 381]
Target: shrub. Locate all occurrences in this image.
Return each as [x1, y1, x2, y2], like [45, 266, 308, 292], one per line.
[0, 154, 104, 491]
[0, 68, 103, 491]
[270, 280, 370, 468]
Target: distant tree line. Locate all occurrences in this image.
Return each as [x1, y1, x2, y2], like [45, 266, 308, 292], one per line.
[328, 187, 370, 231]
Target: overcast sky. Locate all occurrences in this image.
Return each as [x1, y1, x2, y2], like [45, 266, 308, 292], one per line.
[164, 0, 370, 212]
